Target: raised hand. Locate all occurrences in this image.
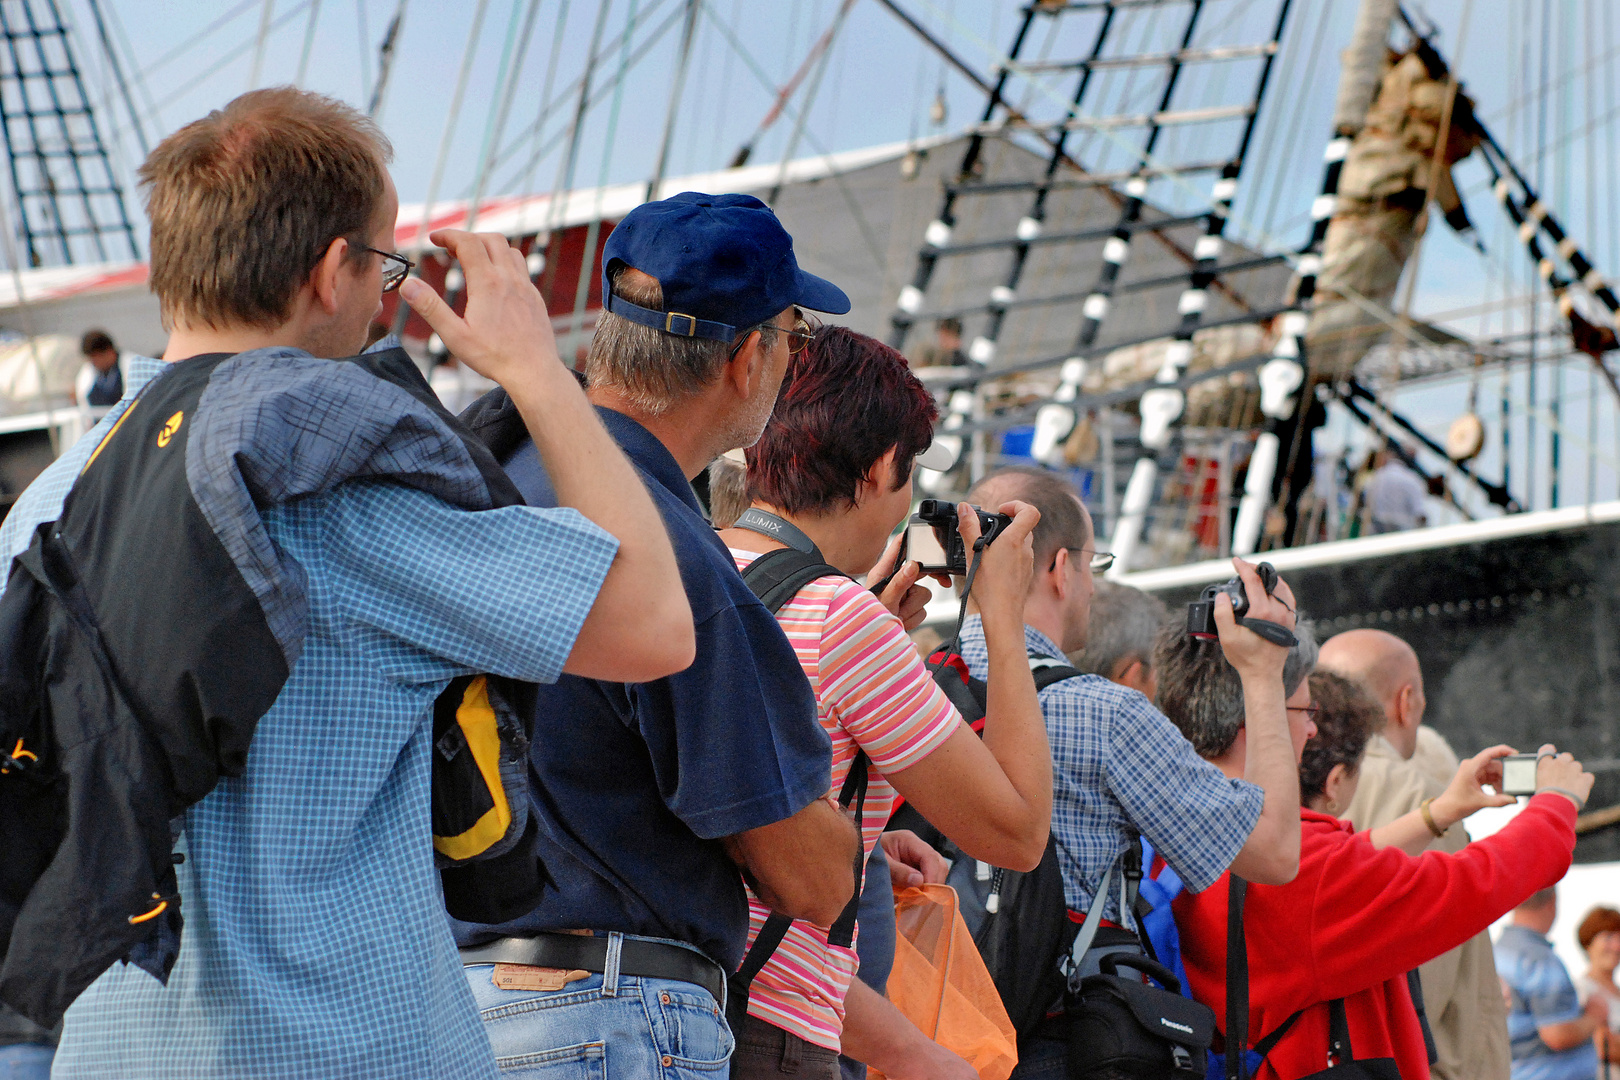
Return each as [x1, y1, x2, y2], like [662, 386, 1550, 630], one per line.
[397, 229, 563, 390]
[1214, 557, 1297, 678]
[961, 500, 1039, 629]
[1534, 743, 1596, 809]
[870, 534, 932, 631]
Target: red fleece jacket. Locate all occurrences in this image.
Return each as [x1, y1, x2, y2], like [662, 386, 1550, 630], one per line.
[1173, 793, 1577, 1080]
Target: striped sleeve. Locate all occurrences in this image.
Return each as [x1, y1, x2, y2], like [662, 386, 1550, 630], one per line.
[816, 580, 960, 776]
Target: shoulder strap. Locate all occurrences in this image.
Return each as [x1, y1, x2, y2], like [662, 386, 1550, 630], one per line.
[1328, 998, 1356, 1064]
[740, 547, 844, 614]
[1407, 968, 1439, 1064]
[1226, 875, 1250, 1080]
[730, 549, 867, 1004]
[1031, 660, 1083, 691]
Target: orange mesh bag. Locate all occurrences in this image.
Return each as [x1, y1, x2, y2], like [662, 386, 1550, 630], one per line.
[870, 884, 1019, 1080]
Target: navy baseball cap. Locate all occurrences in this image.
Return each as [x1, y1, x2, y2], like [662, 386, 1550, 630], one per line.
[601, 192, 850, 342]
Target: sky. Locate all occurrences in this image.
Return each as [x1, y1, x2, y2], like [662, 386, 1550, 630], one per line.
[38, 0, 1620, 514]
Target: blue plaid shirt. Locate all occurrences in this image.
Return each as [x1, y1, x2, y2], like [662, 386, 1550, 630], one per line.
[958, 616, 1263, 921]
[4, 355, 620, 1080]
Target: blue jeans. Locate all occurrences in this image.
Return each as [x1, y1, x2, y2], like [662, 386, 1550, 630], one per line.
[465, 933, 733, 1078]
[0, 1044, 54, 1080]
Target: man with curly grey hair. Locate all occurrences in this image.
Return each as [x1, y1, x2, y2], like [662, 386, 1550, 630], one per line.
[1153, 617, 1320, 764]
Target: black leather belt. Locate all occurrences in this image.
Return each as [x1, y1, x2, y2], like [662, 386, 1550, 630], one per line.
[460, 933, 726, 1004]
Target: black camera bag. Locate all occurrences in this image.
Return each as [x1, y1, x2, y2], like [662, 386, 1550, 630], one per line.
[1065, 953, 1213, 1079]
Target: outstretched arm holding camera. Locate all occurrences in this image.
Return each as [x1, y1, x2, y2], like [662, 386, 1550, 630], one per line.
[1369, 743, 1591, 856]
[1218, 558, 1304, 885]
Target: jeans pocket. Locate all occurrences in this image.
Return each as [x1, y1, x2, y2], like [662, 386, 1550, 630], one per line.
[493, 1040, 606, 1078]
[648, 982, 733, 1072]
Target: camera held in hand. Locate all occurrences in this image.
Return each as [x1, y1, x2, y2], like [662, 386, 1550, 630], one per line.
[1186, 562, 1298, 648]
[906, 499, 1014, 576]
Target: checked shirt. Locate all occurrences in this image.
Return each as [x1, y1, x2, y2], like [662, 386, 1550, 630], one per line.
[957, 616, 1263, 921]
[2, 351, 620, 1080]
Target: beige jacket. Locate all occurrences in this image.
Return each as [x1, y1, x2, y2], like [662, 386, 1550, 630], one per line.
[1342, 735, 1512, 1080]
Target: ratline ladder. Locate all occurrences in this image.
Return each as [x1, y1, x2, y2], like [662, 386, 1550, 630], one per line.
[886, 0, 1295, 574]
[0, 0, 139, 266]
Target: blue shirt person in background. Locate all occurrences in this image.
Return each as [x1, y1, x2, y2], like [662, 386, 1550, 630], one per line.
[13, 88, 692, 1080]
[1498, 888, 1605, 1080]
[454, 192, 860, 1079]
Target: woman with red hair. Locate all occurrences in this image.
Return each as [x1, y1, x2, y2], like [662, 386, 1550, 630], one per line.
[717, 325, 1054, 1080]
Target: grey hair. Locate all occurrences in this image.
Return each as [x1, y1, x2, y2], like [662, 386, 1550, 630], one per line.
[1152, 616, 1318, 759]
[585, 266, 778, 416]
[1069, 581, 1169, 678]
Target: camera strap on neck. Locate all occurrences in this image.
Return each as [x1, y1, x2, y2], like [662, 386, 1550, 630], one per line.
[733, 508, 820, 556]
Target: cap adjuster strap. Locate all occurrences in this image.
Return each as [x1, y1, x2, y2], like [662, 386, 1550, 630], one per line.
[605, 292, 737, 343]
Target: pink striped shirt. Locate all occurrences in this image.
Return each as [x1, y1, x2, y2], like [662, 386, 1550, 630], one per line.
[730, 548, 961, 1051]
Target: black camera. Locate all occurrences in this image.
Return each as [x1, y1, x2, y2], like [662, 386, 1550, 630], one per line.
[1186, 562, 1297, 647]
[906, 499, 1014, 576]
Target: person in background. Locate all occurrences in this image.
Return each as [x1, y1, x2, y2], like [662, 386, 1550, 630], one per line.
[1066, 579, 1168, 701]
[1364, 443, 1428, 532]
[1499, 888, 1608, 1080]
[1322, 627, 1513, 1080]
[75, 329, 125, 406]
[707, 451, 750, 529]
[1159, 616, 1595, 1080]
[1576, 907, 1620, 1069]
[719, 325, 1052, 1080]
[911, 316, 964, 369]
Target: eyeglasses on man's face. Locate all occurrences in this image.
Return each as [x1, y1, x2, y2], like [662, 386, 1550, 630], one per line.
[733, 308, 819, 360]
[354, 242, 415, 293]
[1287, 704, 1321, 718]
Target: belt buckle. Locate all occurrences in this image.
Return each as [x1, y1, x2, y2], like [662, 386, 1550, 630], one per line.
[663, 311, 698, 337]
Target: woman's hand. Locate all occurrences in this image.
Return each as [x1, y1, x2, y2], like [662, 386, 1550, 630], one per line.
[1431, 744, 1519, 829]
[869, 534, 933, 631]
[880, 829, 951, 888]
[960, 500, 1039, 632]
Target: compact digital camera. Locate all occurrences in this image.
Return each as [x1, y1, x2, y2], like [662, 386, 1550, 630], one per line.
[1186, 562, 1282, 641]
[905, 499, 1014, 576]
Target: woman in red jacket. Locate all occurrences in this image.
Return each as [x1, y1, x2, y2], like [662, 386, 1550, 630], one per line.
[1152, 632, 1595, 1080]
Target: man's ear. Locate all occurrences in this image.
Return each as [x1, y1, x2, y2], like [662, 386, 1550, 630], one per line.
[308, 236, 350, 316]
[1047, 545, 1071, 601]
[721, 330, 765, 401]
[1395, 683, 1419, 731]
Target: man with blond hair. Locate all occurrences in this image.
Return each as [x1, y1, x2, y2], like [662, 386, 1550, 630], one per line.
[0, 88, 693, 1079]
[1321, 628, 1512, 1080]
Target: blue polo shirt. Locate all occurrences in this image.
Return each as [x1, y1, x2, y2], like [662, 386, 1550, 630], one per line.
[454, 407, 831, 970]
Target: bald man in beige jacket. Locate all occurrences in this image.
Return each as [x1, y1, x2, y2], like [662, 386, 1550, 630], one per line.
[1319, 629, 1511, 1080]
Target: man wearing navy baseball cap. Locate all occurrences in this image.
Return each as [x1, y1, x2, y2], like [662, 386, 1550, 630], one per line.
[456, 193, 860, 1076]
